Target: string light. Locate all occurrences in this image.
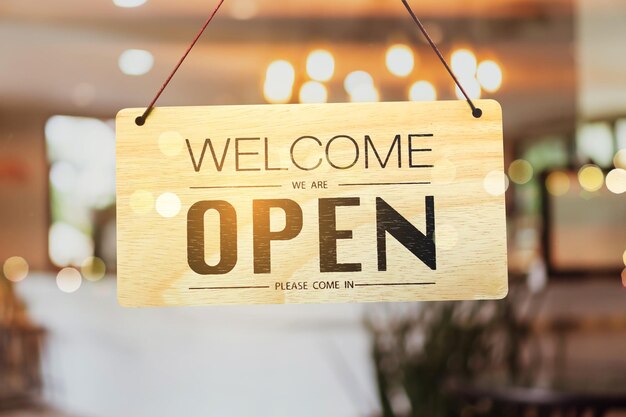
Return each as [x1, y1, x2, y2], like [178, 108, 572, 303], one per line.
[451, 49, 477, 78]
[349, 84, 380, 103]
[263, 60, 295, 104]
[299, 81, 328, 104]
[344, 71, 374, 96]
[455, 77, 481, 100]
[306, 50, 335, 82]
[385, 44, 415, 77]
[409, 81, 437, 101]
[477, 60, 503, 92]
[118, 49, 154, 76]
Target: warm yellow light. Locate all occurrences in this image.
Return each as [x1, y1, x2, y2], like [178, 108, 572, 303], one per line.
[508, 159, 533, 185]
[409, 81, 437, 101]
[623, 250, 626, 267]
[455, 77, 481, 100]
[614, 149, 626, 169]
[606, 168, 626, 194]
[477, 60, 503, 93]
[349, 84, 380, 103]
[578, 165, 604, 192]
[451, 49, 477, 78]
[299, 81, 328, 104]
[344, 71, 374, 95]
[3, 256, 29, 283]
[385, 44, 415, 77]
[81, 257, 106, 282]
[546, 171, 570, 196]
[306, 50, 334, 82]
[263, 60, 295, 104]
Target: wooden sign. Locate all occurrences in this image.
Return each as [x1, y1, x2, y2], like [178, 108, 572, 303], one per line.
[116, 100, 507, 307]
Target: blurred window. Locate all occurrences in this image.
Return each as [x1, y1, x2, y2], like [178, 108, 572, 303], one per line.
[576, 122, 614, 167]
[45, 116, 115, 268]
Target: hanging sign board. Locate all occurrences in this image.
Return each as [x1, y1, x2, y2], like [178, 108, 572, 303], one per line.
[116, 100, 507, 307]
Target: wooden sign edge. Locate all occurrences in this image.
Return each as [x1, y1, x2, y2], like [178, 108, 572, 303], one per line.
[115, 99, 508, 308]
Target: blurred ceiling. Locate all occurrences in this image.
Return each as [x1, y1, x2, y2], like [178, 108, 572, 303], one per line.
[1, 0, 573, 19]
[0, 0, 581, 138]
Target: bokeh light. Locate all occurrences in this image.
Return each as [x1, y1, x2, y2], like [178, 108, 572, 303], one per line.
[57, 268, 82, 293]
[409, 81, 437, 101]
[605, 168, 626, 194]
[451, 49, 477, 78]
[578, 165, 604, 192]
[118, 49, 154, 76]
[546, 171, 570, 196]
[49, 222, 94, 267]
[263, 60, 295, 104]
[156, 192, 182, 218]
[483, 170, 509, 196]
[306, 50, 335, 82]
[113, 0, 147, 7]
[385, 44, 415, 77]
[614, 149, 626, 169]
[344, 71, 374, 96]
[158, 131, 184, 157]
[508, 159, 533, 184]
[299, 81, 328, 104]
[130, 190, 154, 214]
[81, 257, 107, 282]
[349, 84, 380, 103]
[228, 0, 258, 20]
[3, 256, 29, 283]
[455, 77, 481, 100]
[477, 60, 503, 92]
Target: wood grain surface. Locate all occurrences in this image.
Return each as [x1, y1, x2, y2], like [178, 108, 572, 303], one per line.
[116, 100, 507, 307]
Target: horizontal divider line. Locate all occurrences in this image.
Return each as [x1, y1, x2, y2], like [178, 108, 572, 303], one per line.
[190, 185, 282, 189]
[189, 286, 270, 290]
[354, 282, 436, 287]
[338, 181, 431, 186]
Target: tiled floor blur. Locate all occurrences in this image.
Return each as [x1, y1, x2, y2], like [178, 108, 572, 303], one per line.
[0, 408, 75, 417]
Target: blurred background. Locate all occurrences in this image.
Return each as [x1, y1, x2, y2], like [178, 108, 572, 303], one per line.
[1, 0, 625, 416]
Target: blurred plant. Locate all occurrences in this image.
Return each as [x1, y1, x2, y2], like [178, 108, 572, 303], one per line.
[368, 294, 528, 417]
[1, 276, 45, 406]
